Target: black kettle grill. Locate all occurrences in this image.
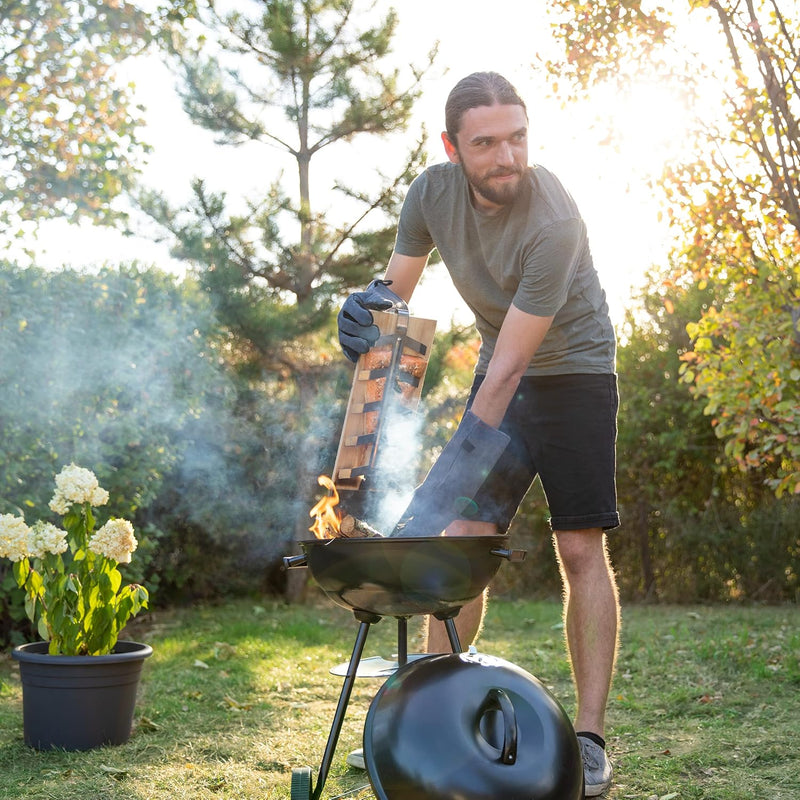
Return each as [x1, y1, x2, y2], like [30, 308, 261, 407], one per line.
[283, 535, 585, 800]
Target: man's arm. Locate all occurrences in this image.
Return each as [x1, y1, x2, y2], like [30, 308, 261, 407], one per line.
[470, 304, 555, 428]
[383, 252, 428, 303]
[389, 293, 554, 537]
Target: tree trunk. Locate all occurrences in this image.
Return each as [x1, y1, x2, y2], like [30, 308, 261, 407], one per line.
[637, 500, 657, 600]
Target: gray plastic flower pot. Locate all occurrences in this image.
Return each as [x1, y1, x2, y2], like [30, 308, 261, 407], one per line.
[12, 640, 152, 750]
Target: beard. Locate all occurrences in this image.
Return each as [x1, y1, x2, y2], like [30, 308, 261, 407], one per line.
[461, 163, 527, 207]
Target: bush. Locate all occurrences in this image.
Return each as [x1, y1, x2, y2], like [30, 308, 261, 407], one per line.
[609, 496, 800, 603]
[0, 262, 315, 637]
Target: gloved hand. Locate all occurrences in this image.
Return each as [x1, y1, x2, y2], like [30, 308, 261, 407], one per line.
[390, 410, 510, 537]
[338, 279, 406, 362]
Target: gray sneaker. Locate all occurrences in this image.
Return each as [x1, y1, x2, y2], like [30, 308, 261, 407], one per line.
[578, 735, 613, 797]
[346, 747, 365, 770]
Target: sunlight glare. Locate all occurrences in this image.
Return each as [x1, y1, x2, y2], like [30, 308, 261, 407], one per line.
[599, 81, 695, 174]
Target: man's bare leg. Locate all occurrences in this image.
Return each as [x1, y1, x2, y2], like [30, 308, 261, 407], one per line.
[423, 519, 497, 653]
[553, 529, 620, 737]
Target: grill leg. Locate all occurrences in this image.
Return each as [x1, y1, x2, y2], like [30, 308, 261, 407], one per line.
[443, 617, 462, 653]
[397, 617, 408, 666]
[313, 616, 378, 800]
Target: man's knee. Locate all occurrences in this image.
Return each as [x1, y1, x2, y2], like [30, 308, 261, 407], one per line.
[553, 528, 607, 579]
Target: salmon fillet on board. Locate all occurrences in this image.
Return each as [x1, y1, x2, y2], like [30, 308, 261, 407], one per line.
[363, 348, 427, 432]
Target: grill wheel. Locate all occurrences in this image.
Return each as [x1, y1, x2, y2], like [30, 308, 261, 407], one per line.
[290, 766, 312, 800]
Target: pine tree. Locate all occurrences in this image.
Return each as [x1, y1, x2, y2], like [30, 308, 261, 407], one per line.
[145, 0, 434, 375]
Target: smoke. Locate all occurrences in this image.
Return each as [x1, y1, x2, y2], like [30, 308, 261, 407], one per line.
[359, 401, 423, 533]
[297, 371, 424, 536]
[0, 264, 296, 568]
[2, 263, 452, 589]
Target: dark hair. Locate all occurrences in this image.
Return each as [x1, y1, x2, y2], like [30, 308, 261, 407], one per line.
[444, 72, 527, 142]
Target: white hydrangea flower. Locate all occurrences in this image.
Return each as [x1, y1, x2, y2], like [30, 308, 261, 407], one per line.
[49, 464, 110, 514]
[88, 518, 138, 564]
[28, 521, 69, 559]
[0, 513, 32, 562]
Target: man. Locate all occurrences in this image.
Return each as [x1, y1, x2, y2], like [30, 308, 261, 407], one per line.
[338, 72, 620, 797]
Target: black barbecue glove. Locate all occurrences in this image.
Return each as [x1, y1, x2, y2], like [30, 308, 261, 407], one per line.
[390, 410, 511, 537]
[338, 279, 406, 363]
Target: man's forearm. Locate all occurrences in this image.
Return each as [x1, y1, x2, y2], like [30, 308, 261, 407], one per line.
[383, 251, 428, 303]
[469, 305, 555, 428]
[469, 370, 524, 428]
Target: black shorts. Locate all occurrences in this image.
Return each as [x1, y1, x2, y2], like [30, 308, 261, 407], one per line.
[465, 373, 620, 533]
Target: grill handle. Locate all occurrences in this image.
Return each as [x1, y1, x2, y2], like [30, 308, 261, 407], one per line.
[490, 547, 527, 563]
[477, 688, 518, 765]
[282, 554, 308, 570]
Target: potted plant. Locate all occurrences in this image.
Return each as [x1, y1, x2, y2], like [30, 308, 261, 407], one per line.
[0, 464, 151, 750]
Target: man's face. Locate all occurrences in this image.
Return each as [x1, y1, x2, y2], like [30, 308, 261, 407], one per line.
[442, 103, 529, 213]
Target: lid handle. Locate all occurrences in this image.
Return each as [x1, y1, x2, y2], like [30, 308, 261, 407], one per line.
[479, 688, 518, 765]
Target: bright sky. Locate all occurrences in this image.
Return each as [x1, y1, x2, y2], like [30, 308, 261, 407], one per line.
[23, 0, 697, 328]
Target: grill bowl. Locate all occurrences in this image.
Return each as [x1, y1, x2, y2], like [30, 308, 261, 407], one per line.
[294, 535, 512, 617]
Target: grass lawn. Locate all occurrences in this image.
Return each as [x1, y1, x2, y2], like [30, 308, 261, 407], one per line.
[0, 594, 798, 799]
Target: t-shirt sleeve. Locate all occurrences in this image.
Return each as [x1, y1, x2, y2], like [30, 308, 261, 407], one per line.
[512, 217, 586, 317]
[394, 174, 436, 257]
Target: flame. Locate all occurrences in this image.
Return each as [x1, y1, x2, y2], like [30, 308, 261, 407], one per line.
[309, 475, 342, 539]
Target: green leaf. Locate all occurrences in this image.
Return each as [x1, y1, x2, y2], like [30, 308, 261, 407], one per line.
[12, 559, 28, 588]
[24, 594, 38, 624]
[109, 568, 123, 593]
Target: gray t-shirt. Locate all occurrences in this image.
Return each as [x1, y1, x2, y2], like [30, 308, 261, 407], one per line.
[395, 162, 616, 376]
